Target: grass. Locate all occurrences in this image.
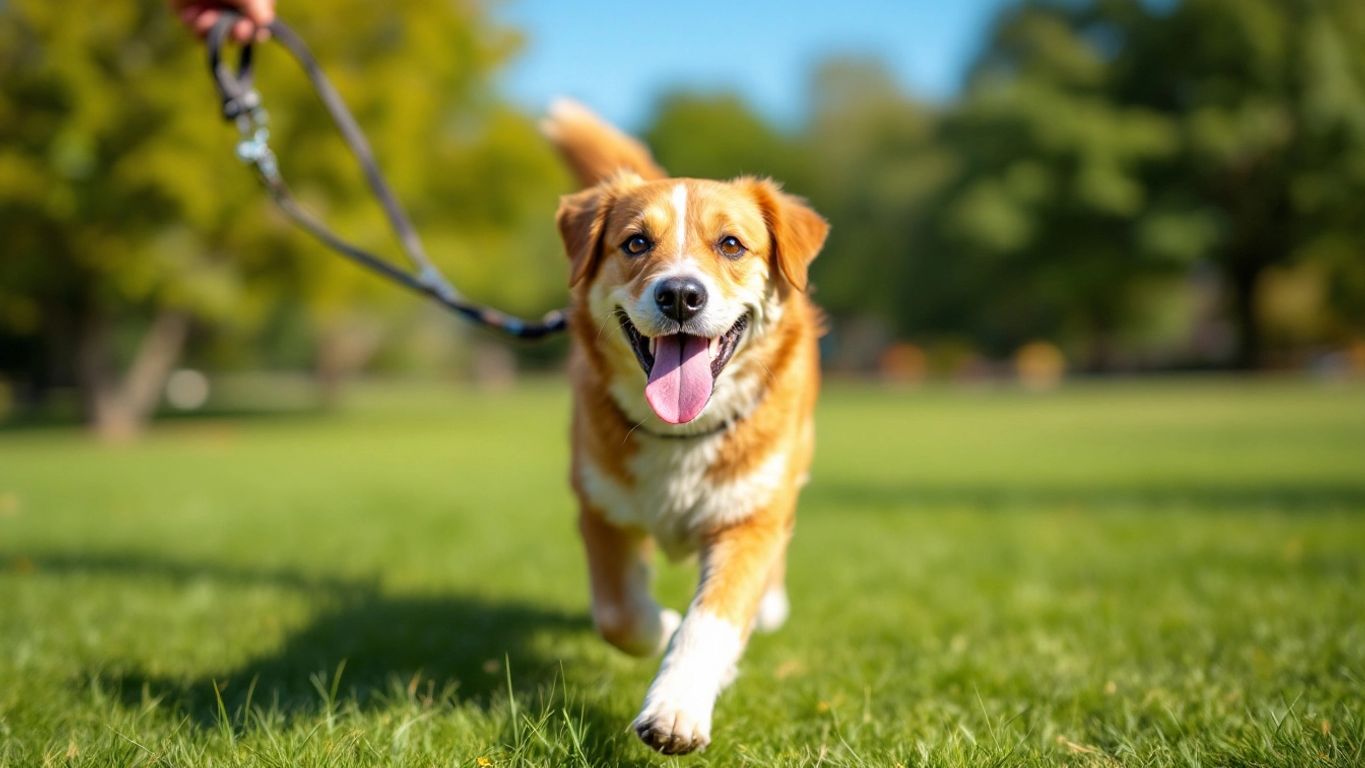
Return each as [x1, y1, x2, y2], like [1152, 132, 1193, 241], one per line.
[1, 376, 1363, 767]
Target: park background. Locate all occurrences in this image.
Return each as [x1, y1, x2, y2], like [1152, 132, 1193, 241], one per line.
[2, 0, 1364, 435]
[1, 1, 1363, 766]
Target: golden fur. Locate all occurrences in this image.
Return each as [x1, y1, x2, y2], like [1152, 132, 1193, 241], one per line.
[543, 99, 828, 755]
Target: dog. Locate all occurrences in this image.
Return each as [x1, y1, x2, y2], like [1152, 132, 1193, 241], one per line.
[541, 100, 829, 755]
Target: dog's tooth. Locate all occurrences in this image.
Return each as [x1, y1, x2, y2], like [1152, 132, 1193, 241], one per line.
[649, 337, 657, 356]
[709, 336, 719, 360]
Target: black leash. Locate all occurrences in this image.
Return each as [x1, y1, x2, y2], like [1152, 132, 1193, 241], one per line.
[205, 12, 568, 340]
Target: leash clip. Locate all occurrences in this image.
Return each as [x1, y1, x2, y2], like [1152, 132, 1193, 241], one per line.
[221, 88, 261, 121]
[232, 109, 280, 183]
[207, 13, 276, 181]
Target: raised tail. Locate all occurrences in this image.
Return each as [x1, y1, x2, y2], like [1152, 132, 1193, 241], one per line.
[540, 99, 667, 189]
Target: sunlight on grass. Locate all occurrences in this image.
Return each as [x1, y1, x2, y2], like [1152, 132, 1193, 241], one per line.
[1, 377, 1362, 766]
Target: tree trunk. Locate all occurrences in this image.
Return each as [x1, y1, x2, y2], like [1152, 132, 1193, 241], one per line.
[75, 309, 190, 441]
[1082, 305, 1120, 374]
[1228, 260, 1264, 371]
[314, 316, 384, 408]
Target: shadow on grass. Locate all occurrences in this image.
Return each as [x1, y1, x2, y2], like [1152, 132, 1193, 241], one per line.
[21, 551, 653, 763]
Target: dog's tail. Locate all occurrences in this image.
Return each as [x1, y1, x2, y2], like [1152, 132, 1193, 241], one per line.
[541, 99, 667, 188]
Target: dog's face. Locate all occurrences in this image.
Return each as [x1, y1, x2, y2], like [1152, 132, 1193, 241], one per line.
[558, 175, 827, 426]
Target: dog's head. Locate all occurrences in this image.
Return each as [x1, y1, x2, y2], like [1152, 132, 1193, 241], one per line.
[558, 173, 828, 427]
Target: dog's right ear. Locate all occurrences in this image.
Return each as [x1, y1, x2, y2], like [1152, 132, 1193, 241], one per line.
[555, 172, 642, 287]
[556, 187, 606, 287]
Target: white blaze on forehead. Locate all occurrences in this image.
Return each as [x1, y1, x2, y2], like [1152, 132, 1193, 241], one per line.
[672, 183, 687, 255]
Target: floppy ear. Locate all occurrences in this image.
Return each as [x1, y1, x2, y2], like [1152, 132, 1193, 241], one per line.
[555, 172, 643, 287]
[556, 187, 608, 287]
[748, 178, 830, 292]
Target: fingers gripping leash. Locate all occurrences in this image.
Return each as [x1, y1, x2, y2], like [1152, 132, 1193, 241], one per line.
[205, 12, 569, 340]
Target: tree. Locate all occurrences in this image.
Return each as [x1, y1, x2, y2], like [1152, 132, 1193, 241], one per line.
[644, 91, 806, 183]
[1103, 0, 1365, 367]
[0, 0, 568, 435]
[801, 59, 949, 348]
[914, 0, 1365, 369]
[916, 3, 1184, 368]
[1, 1, 264, 437]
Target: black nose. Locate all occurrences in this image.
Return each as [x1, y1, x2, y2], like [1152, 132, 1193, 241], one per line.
[655, 276, 708, 322]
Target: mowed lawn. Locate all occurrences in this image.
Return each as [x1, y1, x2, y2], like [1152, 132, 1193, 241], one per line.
[1, 377, 1362, 767]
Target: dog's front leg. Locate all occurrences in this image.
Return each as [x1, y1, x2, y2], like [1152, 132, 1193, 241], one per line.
[579, 506, 680, 657]
[632, 514, 791, 755]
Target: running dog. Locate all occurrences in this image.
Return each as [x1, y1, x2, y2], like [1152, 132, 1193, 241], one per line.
[542, 100, 828, 755]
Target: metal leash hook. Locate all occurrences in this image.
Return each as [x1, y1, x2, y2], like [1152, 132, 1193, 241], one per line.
[207, 18, 278, 182]
[203, 12, 569, 340]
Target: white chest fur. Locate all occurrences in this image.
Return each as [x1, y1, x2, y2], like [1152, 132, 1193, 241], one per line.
[578, 433, 788, 559]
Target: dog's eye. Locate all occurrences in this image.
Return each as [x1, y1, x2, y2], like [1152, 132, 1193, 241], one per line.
[718, 235, 746, 259]
[621, 234, 652, 256]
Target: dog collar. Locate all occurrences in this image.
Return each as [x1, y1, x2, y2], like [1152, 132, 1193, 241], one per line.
[635, 418, 736, 440]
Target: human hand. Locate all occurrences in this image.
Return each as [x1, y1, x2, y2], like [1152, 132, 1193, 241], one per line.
[171, 0, 276, 43]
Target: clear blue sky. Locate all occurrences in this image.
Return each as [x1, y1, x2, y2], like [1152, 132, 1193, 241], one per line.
[493, 0, 1013, 131]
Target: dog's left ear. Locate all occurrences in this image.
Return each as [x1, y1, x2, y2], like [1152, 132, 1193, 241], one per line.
[746, 178, 830, 292]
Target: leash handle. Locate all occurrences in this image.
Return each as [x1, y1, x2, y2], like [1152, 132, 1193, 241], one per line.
[206, 17, 258, 120]
[204, 12, 569, 340]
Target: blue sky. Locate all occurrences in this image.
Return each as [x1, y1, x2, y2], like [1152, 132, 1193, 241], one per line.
[493, 0, 1013, 131]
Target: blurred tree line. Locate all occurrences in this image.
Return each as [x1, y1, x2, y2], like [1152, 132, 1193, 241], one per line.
[649, 0, 1365, 374]
[2, 0, 1364, 436]
[0, 0, 569, 436]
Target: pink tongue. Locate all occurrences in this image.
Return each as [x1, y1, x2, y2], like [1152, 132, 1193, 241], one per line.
[644, 334, 713, 424]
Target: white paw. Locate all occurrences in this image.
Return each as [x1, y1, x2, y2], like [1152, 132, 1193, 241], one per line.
[753, 587, 789, 633]
[633, 610, 741, 754]
[632, 685, 713, 755]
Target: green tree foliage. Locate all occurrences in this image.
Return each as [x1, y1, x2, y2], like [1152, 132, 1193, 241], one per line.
[801, 59, 950, 342]
[922, 2, 1184, 367]
[931, 0, 1365, 368]
[1103, 0, 1365, 366]
[1, 1, 271, 435]
[5, 0, 1363, 431]
[0, 0, 569, 433]
[645, 91, 806, 183]
[643, 1, 1365, 371]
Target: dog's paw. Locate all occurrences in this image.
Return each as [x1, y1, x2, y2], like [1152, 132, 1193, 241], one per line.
[753, 587, 789, 634]
[632, 697, 712, 755]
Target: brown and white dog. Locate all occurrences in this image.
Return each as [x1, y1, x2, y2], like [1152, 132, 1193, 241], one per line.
[542, 101, 829, 755]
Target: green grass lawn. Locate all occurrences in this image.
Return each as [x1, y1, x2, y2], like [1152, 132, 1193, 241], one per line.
[1, 377, 1363, 767]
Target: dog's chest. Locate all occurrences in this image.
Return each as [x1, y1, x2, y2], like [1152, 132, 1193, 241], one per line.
[580, 435, 788, 559]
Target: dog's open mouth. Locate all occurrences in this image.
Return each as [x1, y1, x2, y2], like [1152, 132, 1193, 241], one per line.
[617, 310, 748, 425]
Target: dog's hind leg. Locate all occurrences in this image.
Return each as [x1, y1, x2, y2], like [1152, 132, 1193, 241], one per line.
[753, 549, 790, 634]
[578, 506, 680, 658]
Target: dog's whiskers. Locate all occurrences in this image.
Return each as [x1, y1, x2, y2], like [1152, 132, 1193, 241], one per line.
[755, 357, 778, 386]
[623, 420, 645, 445]
[595, 313, 614, 342]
